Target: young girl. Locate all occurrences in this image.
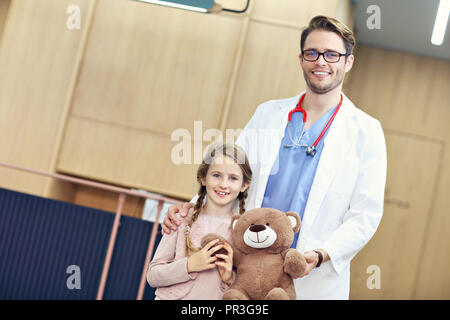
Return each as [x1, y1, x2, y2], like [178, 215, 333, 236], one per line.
[147, 143, 252, 300]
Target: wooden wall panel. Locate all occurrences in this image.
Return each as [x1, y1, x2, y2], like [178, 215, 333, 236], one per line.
[346, 45, 450, 141]
[336, 0, 354, 29]
[225, 20, 306, 130]
[73, 185, 146, 219]
[57, 0, 244, 200]
[350, 132, 443, 299]
[415, 141, 449, 299]
[0, 0, 91, 197]
[346, 45, 450, 299]
[58, 116, 204, 200]
[70, 0, 242, 134]
[251, 0, 340, 27]
[0, 0, 10, 46]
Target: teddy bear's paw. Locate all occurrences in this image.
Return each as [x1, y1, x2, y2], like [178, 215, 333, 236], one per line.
[264, 288, 290, 300]
[223, 289, 249, 300]
[284, 249, 307, 278]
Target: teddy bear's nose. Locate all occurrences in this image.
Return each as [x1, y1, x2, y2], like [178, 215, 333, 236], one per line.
[249, 224, 266, 232]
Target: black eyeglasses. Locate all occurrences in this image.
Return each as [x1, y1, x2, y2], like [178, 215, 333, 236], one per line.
[301, 49, 349, 63]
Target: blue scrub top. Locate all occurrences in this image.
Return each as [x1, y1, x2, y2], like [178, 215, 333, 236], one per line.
[261, 104, 338, 248]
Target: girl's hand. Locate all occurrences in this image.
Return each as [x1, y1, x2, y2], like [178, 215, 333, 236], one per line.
[186, 239, 222, 273]
[215, 242, 234, 286]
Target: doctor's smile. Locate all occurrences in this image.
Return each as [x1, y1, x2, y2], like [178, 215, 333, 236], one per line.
[312, 70, 331, 74]
[311, 70, 332, 78]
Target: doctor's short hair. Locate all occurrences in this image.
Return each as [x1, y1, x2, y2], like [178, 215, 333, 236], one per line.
[300, 15, 356, 55]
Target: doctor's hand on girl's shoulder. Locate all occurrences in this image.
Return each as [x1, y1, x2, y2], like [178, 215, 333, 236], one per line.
[161, 202, 193, 235]
[186, 239, 224, 273]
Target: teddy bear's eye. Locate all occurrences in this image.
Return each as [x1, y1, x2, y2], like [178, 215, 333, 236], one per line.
[265, 223, 270, 226]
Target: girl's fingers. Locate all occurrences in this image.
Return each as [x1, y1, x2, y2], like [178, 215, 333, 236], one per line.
[222, 242, 233, 252]
[204, 239, 220, 251]
[215, 254, 229, 261]
[221, 243, 233, 257]
[207, 256, 218, 263]
[215, 261, 231, 271]
[204, 263, 217, 270]
[207, 244, 224, 255]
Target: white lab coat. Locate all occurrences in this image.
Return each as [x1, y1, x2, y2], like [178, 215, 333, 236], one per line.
[235, 91, 387, 300]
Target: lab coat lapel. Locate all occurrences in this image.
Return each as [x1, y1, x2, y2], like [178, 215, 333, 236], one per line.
[300, 93, 354, 233]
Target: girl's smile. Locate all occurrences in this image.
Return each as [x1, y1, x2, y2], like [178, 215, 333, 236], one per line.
[214, 190, 230, 197]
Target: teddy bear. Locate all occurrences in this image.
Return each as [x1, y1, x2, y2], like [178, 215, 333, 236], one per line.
[201, 207, 307, 300]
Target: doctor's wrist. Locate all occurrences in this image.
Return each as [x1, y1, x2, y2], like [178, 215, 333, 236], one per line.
[313, 249, 329, 268]
[313, 250, 323, 268]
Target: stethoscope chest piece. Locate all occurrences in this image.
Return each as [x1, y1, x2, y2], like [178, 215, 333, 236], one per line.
[306, 146, 316, 157]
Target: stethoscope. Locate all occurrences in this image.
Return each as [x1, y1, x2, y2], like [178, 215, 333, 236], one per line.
[284, 93, 343, 156]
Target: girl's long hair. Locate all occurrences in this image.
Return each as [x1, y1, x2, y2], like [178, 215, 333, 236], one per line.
[185, 143, 252, 255]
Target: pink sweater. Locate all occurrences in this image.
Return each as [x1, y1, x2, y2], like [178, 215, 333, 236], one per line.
[147, 212, 234, 300]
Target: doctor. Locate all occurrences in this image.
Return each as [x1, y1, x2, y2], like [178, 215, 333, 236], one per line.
[161, 15, 387, 300]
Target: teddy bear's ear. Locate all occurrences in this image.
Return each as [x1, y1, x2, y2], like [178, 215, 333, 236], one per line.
[285, 211, 301, 233]
[231, 215, 240, 230]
